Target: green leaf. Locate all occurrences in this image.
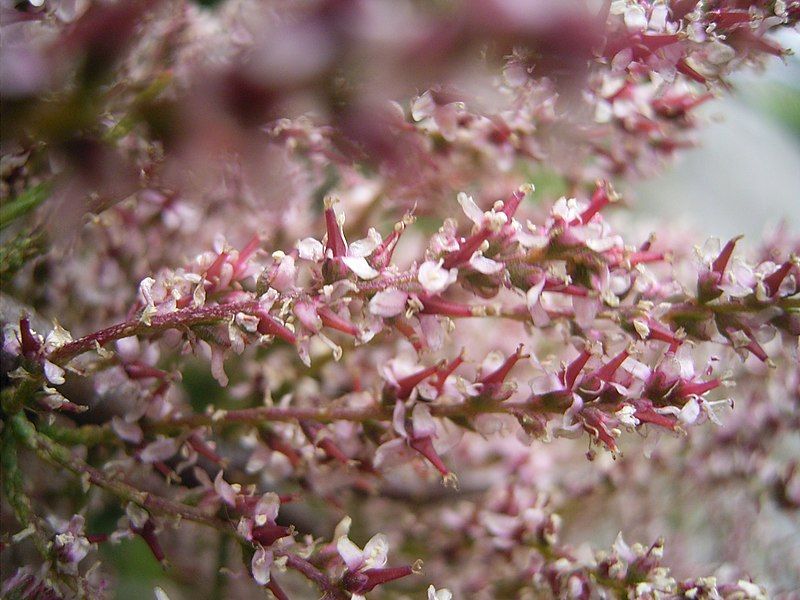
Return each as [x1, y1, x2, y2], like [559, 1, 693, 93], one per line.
[0, 228, 47, 286]
[0, 183, 50, 230]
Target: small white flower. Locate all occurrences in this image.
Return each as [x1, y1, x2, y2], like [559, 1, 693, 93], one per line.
[624, 5, 648, 31]
[138, 277, 158, 325]
[214, 471, 237, 506]
[192, 283, 206, 307]
[44, 323, 73, 352]
[342, 256, 379, 280]
[621, 357, 651, 380]
[736, 580, 765, 599]
[254, 492, 280, 526]
[469, 252, 504, 275]
[111, 417, 143, 444]
[418, 260, 457, 294]
[428, 585, 454, 600]
[613, 532, 636, 563]
[296, 237, 324, 261]
[457, 192, 484, 225]
[210, 346, 228, 387]
[139, 436, 178, 463]
[337, 533, 389, 571]
[411, 403, 437, 438]
[251, 545, 273, 585]
[551, 197, 583, 223]
[526, 278, 550, 328]
[513, 221, 548, 249]
[633, 319, 650, 339]
[648, 3, 669, 31]
[679, 398, 700, 425]
[270, 253, 297, 291]
[369, 289, 409, 317]
[43, 360, 65, 385]
[411, 90, 435, 121]
[615, 404, 640, 428]
[154, 587, 171, 600]
[348, 228, 382, 258]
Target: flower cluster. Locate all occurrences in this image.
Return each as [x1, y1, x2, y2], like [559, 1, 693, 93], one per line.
[2, 0, 799, 598]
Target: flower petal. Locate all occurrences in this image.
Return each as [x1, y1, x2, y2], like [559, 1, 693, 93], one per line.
[369, 289, 408, 317]
[337, 535, 364, 571]
[342, 256, 379, 280]
[251, 546, 272, 585]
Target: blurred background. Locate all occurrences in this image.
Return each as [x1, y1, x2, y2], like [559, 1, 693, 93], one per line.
[635, 29, 800, 241]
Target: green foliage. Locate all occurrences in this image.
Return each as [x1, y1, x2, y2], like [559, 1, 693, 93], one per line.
[0, 228, 47, 286]
[0, 183, 50, 230]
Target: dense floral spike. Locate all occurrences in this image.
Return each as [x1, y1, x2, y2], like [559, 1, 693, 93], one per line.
[2, 0, 799, 597]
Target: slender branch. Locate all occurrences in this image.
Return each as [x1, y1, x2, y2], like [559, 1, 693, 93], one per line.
[10, 413, 230, 532]
[159, 395, 539, 430]
[48, 300, 259, 365]
[9, 414, 354, 599]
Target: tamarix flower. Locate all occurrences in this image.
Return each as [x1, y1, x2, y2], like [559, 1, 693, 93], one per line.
[2, 1, 798, 597]
[337, 531, 417, 598]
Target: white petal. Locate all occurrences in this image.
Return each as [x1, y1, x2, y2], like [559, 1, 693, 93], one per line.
[254, 492, 281, 525]
[271, 254, 297, 291]
[296, 237, 324, 261]
[210, 347, 228, 387]
[139, 437, 178, 463]
[44, 323, 73, 351]
[411, 90, 435, 121]
[551, 198, 583, 222]
[418, 260, 457, 294]
[679, 398, 700, 425]
[457, 192, 483, 225]
[572, 296, 598, 328]
[369, 289, 408, 317]
[411, 403, 437, 438]
[526, 277, 545, 306]
[469, 252, 504, 274]
[362, 533, 389, 569]
[251, 546, 273, 585]
[126, 503, 150, 529]
[419, 315, 445, 351]
[428, 586, 453, 600]
[621, 357, 651, 380]
[526, 280, 551, 328]
[336, 536, 364, 571]
[214, 471, 237, 507]
[649, 4, 668, 31]
[333, 516, 352, 540]
[586, 235, 623, 252]
[514, 222, 548, 249]
[154, 587, 171, 600]
[481, 511, 519, 537]
[624, 5, 648, 31]
[613, 532, 636, 563]
[111, 417, 143, 444]
[138, 277, 157, 325]
[373, 438, 415, 471]
[342, 256, 379, 280]
[736, 580, 763, 598]
[348, 228, 382, 258]
[392, 398, 407, 436]
[44, 360, 65, 385]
